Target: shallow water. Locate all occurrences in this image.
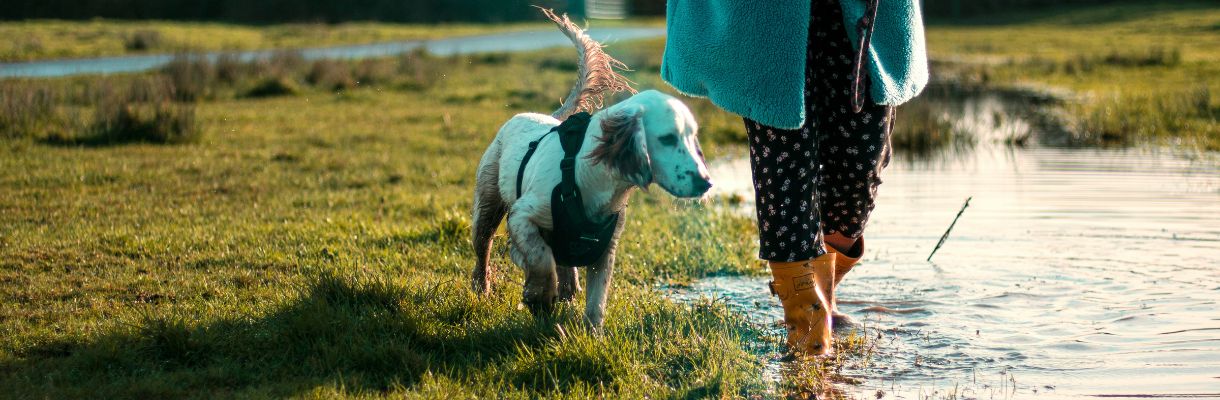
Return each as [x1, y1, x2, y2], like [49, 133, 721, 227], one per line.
[671, 93, 1220, 398]
[0, 27, 665, 78]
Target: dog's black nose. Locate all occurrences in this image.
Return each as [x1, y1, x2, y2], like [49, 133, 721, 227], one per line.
[692, 175, 713, 195]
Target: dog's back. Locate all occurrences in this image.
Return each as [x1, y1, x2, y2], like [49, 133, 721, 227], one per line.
[484, 113, 560, 202]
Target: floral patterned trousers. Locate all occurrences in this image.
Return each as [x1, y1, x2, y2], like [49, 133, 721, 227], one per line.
[744, 0, 895, 262]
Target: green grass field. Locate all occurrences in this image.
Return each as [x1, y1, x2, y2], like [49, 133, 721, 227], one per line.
[1, 1, 1217, 398]
[925, 0, 1220, 149]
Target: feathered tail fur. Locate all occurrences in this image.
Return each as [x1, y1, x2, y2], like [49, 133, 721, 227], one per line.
[537, 7, 636, 121]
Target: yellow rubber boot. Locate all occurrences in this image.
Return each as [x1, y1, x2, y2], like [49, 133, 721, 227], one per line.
[769, 253, 836, 355]
[825, 237, 864, 322]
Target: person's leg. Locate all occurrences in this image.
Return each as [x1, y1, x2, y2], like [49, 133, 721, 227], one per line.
[743, 116, 836, 356]
[743, 118, 823, 263]
[742, 0, 838, 356]
[809, 0, 895, 315]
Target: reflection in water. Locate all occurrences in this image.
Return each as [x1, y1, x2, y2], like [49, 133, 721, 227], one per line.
[672, 91, 1220, 398]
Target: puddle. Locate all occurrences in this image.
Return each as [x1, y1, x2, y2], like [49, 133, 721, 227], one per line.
[669, 89, 1220, 398]
[0, 27, 664, 78]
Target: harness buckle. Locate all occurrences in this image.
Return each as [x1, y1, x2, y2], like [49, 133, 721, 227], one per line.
[559, 158, 575, 171]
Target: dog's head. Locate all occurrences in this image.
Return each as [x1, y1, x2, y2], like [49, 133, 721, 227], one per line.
[587, 90, 712, 198]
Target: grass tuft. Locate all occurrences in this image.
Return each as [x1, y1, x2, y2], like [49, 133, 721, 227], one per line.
[88, 99, 199, 145]
[1076, 85, 1218, 149]
[261, 50, 308, 80]
[892, 98, 974, 157]
[215, 53, 247, 84]
[355, 59, 396, 86]
[245, 76, 302, 98]
[307, 59, 356, 92]
[398, 48, 437, 90]
[0, 81, 65, 139]
[136, 314, 214, 367]
[124, 29, 164, 52]
[83, 77, 198, 145]
[163, 54, 215, 102]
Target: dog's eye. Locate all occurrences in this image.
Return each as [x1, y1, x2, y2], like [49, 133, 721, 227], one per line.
[658, 134, 679, 147]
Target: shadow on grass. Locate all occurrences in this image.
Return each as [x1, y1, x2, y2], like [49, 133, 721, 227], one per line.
[0, 273, 575, 397]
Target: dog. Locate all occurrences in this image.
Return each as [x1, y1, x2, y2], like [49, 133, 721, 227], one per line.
[470, 10, 712, 328]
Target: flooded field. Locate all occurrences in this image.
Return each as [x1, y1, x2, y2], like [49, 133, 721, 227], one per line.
[673, 91, 1220, 398]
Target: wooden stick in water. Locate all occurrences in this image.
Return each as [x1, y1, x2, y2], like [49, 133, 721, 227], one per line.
[927, 196, 972, 262]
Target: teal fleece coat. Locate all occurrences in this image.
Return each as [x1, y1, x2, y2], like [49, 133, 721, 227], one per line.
[660, 0, 928, 129]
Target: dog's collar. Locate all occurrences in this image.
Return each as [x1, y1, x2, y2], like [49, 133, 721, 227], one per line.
[515, 112, 620, 266]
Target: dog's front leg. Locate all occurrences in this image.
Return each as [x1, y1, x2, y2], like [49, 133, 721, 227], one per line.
[508, 212, 558, 315]
[584, 216, 626, 329]
[583, 256, 614, 329]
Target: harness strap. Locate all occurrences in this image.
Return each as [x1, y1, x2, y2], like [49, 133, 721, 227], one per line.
[550, 112, 616, 265]
[516, 130, 554, 199]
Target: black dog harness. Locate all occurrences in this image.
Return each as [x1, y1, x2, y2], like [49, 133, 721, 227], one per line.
[516, 112, 620, 266]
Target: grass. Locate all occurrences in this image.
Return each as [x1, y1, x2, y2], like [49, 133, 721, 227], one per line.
[0, 36, 880, 398]
[0, 18, 665, 63]
[925, 0, 1220, 150]
[890, 98, 975, 157]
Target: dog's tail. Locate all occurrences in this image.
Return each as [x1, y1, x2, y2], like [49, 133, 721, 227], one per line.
[537, 7, 636, 121]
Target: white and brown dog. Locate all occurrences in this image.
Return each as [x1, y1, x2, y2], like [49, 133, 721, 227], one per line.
[470, 11, 712, 328]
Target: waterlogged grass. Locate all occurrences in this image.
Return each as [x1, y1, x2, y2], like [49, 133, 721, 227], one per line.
[926, 0, 1220, 150]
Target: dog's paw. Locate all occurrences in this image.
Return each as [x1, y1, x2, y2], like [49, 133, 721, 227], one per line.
[582, 319, 606, 336]
[470, 274, 491, 295]
[521, 289, 557, 316]
[556, 283, 581, 302]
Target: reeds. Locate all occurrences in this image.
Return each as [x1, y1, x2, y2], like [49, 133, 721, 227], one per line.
[124, 30, 164, 52]
[398, 48, 437, 90]
[163, 54, 214, 101]
[1017, 46, 1184, 76]
[2, 49, 454, 145]
[1077, 85, 1216, 148]
[88, 77, 199, 144]
[891, 98, 974, 157]
[306, 59, 355, 91]
[0, 81, 62, 139]
[2, 76, 198, 145]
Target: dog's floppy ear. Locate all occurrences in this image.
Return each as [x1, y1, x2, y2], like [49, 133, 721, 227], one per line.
[588, 106, 651, 188]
